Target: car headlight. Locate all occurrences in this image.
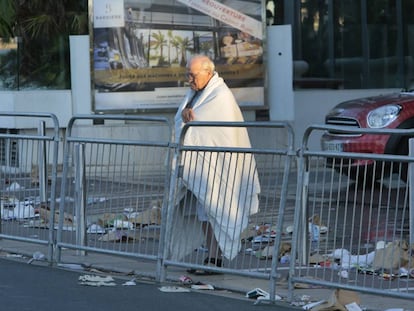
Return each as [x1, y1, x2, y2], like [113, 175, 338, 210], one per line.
[367, 105, 401, 128]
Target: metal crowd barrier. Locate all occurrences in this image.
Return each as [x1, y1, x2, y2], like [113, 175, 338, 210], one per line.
[289, 124, 414, 301]
[3, 113, 414, 303]
[0, 112, 60, 262]
[162, 121, 295, 299]
[55, 115, 172, 279]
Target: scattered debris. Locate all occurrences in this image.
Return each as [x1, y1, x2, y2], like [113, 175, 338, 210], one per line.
[112, 219, 134, 230]
[5, 253, 24, 259]
[86, 197, 107, 205]
[308, 214, 328, 242]
[179, 275, 193, 285]
[57, 263, 85, 271]
[128, 200, 162, 226]
[246, 287, 282, 301]
[87, 223, 106, 234]
[35, 204, 73, 227]
[1, 196, 37, 220]
[372, 240, 412, 270]
[190, 282, 214, 290]
[246, 287, 270, 299]
[122, 278, 136, 286]
[338, 270, 349, 279]
[302, 299, 327, 310]
[307, 289, 361, 311]
[329, 248, 376, 270]
[158, 286, 190, 293]
[255, 241, 292, 261]
[78, 274, 116, 287]
[5, 182, 24, 191]
[27, 251, 46, 264]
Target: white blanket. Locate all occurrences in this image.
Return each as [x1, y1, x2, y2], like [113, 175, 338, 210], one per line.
[171, 73, 261, 260]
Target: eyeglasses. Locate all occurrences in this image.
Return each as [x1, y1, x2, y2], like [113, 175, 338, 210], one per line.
[185, 69, 208, 80]
[185, 71, 202, 80]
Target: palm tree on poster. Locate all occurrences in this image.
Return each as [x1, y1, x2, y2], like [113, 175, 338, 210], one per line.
[151, 30, 168, 66]
[176, 36, 193, 67]
[167, 30, 173, 64]
[170, 35, 181, 64]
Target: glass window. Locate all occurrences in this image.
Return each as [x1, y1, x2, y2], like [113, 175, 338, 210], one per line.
[268, 0, 412, 89]
[0, 1, 88, 91]
[0, 37, 18, 90]
[0, 129, 19, 167]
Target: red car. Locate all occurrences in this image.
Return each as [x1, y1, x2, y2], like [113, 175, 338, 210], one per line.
[321, 90, 414, 182]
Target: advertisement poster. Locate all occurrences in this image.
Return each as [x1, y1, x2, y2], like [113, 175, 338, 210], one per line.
[91, 0, 265, 112]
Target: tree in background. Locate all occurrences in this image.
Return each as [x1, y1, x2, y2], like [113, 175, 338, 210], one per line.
[0, 0, 88, 89]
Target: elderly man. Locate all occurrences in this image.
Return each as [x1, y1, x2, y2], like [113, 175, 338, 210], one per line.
[171, 55, 260, 273]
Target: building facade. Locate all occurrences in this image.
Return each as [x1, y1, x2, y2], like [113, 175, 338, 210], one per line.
[0, 0, 412, 166]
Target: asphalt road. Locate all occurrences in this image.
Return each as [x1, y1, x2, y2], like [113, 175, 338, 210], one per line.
[0, 257, 290, 311]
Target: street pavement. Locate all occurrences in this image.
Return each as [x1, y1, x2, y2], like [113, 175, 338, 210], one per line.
[0, 257, 294, 311]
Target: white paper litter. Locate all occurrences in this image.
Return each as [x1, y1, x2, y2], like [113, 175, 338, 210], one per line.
[191, 283, 214, 290]
[78, 275, 116, 287]
[122, 279, 136, 286]
[345, 302, 363, 311]
[158, 286, 190, 293]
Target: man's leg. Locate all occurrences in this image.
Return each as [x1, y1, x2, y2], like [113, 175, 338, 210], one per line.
[202, 221, 222, 266]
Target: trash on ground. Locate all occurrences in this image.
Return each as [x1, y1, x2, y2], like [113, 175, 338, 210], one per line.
[98, 230, 134, 242]
[27, 251, 46, 264]
[122, 278, 136, 286]
[307, 289, 361, 311]
[35, 204, 73, 227]
[302, 299, 326, 310]
[5, 253, 23, 258]
[87, 224, 106, 234]
[323, 239, 414, 279]
[338, 270, 349, 278]
[112, 219, 134, 230]
[1, 196, 37, 220]
[78, 274, 116, 287]
[127, 200, 162, 226]
[6, 182, 24, 191]
[308, 214, 328, 242]
[179, 275, 193, 285]
[190, 282, 214, 290]
[87, 197, 107, 205]
[246, 287, 270, 299]
[57, 263, 85, 270]
[246, 287, 282, 303]
[372, 240, 412, 270]
[158, 286, 191, 292]
[309, 253, 326, 265]
[329, 248, 376, 270]
[345, 301, 363, 311]
[256, 242, 291, 260]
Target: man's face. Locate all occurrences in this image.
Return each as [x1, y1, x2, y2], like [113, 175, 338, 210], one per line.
[186, 60, 212, 91]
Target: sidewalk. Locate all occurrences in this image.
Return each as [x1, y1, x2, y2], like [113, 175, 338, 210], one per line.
[0, 240, 412, 311]
[0, 257, 291, 311]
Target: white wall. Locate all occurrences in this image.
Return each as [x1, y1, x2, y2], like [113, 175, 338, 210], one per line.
[0, 90, 72, 128]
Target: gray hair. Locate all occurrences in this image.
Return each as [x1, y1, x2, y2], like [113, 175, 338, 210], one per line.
[189, 54, 215, 73]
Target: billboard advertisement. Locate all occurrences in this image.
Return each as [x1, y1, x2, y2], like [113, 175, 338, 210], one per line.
[90, 0, 265, 112]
